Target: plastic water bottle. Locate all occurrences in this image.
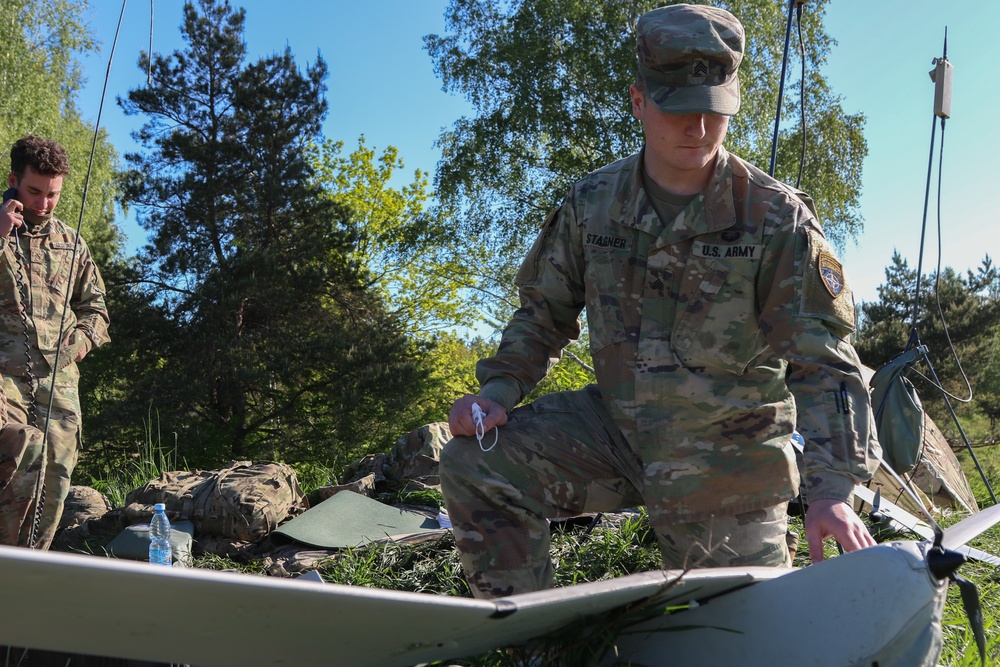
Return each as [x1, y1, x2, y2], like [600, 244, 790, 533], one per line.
[149, 503, 172, 566]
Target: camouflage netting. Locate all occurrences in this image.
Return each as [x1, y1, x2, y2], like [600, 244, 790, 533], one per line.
[858, 412, 979, 517]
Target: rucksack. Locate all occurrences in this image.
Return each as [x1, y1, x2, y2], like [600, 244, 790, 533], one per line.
[125, 460, 306, 543]
[869, 348, 925, 474]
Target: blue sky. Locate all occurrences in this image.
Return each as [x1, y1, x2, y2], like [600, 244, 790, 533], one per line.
[76, 1, 999, 308]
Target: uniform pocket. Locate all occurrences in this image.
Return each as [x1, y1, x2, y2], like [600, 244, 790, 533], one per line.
[584, 250, 633, 356]
[821, 390, 862, 465]
[43, 243, 78, 289]
[671, 259, 764, 374]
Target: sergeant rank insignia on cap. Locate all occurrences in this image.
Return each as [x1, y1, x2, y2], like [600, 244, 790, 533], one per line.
[691, 58, 709, 81]
[819, 252, 845, 298]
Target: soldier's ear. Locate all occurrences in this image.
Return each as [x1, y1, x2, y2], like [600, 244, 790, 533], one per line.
[629, 84, 645, 121]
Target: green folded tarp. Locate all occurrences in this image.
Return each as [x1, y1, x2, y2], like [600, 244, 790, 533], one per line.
[271, 491, 442, 549]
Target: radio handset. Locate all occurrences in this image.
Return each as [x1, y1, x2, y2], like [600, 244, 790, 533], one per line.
[2, 187, 21, 212]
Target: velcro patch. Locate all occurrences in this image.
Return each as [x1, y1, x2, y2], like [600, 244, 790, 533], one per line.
[692, 241, 761, 260]
[819, 252, 845, 298]
[585, 233, 633, 251]
[802, 230, 855, 331]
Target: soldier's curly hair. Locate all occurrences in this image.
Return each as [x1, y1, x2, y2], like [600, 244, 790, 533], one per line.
[10, 135, 71, 179]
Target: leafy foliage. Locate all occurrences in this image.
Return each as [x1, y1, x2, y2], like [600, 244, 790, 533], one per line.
[855, 253, 1000, 439]
[425, 0, 866, 314]
[0, 0, 122, 265]
[975, 333, 1000, 442]
[307, 137, 487, 336]
[524, 336, 595, 403]
[107, 0, 428, 469]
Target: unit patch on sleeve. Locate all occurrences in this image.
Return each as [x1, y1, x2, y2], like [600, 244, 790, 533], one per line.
[818, 252, 845, 298]
[801, 229, 856, 332]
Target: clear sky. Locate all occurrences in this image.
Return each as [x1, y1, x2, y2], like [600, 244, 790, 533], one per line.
[75, 0, 999, 308]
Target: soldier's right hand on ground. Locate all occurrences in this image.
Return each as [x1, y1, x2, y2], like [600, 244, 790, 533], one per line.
[449, 394, 507, 437]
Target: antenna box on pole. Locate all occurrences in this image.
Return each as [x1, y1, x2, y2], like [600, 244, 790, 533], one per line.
[929, 58, 953, 119]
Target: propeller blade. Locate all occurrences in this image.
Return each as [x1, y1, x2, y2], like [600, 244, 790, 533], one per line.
[856, 485, 1000, 564]
[953, 573, 987, 666]
[942, 503, 1000, 551]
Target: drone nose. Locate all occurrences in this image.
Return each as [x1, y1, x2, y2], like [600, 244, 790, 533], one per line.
[926, 546, 968, 581]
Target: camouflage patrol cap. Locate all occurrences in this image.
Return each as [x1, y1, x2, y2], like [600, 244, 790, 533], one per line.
[636, 3, 744, 115]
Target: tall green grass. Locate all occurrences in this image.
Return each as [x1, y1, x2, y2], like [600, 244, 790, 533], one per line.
[85, 413, 179, 508]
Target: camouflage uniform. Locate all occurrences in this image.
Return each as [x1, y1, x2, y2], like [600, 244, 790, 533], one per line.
[440, 146, 881, 598]
[0, 418, 45, 546]
[0, 381, 44, 546]
[0, 214, 109, 548]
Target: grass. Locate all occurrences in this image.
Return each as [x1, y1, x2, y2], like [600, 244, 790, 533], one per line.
[62, 437, 1000, 666]
[85, 414, 180, 508]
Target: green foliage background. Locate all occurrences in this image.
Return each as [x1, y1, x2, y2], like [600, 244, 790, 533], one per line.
[2, 2, 999, 664]
[0, 0, 121, 263]
[6, 0, 998, 484]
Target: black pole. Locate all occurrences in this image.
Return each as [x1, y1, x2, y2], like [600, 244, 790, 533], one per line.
[908, 116, 937, 339]
[918, 342, 997, 503]
[768, 0, 798, 177]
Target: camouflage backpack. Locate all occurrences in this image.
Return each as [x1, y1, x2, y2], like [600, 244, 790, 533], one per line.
[125, 460, 306, 543]
[870, 348, 924, 474]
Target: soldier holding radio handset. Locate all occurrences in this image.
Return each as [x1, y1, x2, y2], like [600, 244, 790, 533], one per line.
[0, 135, 110, 548]
[1, 186, 24, 238]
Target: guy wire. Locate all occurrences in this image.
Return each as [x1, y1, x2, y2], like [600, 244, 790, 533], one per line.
[908, 117, 973, 405]
[26, 0, 131, 548]
[769, 0, 810, 184]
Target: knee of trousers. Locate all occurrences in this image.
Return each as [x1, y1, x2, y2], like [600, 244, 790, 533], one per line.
[439, 435, 487, 495]
[439, 435, 534, 516]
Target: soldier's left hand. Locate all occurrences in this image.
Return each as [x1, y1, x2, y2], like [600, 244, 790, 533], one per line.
[448, 394, 507, 437]
[804, 497, 876, 563]
[0, 197, 24, 239]
[62, 330, 93, 363]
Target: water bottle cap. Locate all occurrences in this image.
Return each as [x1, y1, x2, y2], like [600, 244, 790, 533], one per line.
[153, 503, 166, 511]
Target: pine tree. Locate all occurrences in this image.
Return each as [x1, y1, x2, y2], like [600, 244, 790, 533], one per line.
[856, 253, 1000, 439]
[115, 0, 426, 467]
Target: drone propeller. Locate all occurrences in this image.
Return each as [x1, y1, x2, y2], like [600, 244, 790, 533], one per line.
[921, 502, 1000, 667]
[866, 487, 898, 541]
[941, 502, 1000, 552]
[952, 573, 986, 664]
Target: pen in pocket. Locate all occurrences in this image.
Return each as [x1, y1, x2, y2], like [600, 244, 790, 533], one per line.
[840, 382, 850, 415]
